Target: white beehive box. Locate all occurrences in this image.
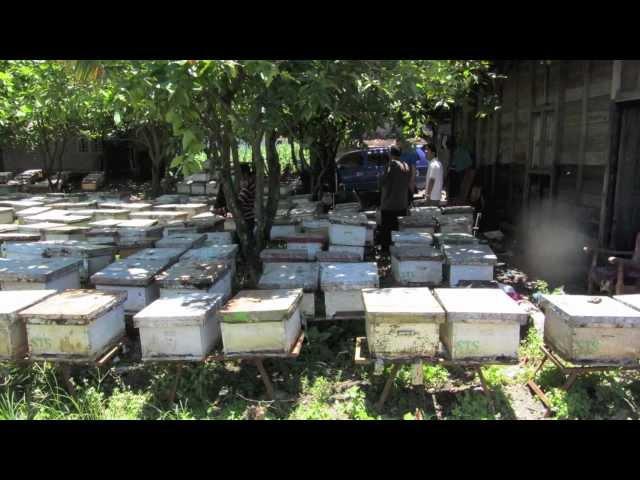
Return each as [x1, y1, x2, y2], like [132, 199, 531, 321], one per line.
[43, 225, 90, 242]
[0, 224, 19, 234]
[3, 241, 116, 281]
[18, 222, 67, 236]
[98, 202, 152, 211]
[219, 289, 303, 355]
[320, 262, 379, 318]
[154, 203, 208, 219]
[91, 258, 173, 313]
[127, 247, 185, 265]
[444, 244, 497, 286]
[270, 218, 301, 239]
[329, 220, 368, 247]
[182, 244, 238, 278]
[205, 231, 235, 244]
[258, 262, 319, 292]
[0, 290, 57, 360]
[540, 294, 640, 363]
[16, 206, 52, 223]
[86, 228, 119, 246]
[19, 289, 127, 361]
[434, 288, 527, 361]
[0, 233, 42, 253]
[328, 244, 365, 260]
[163, 224, 197, 237]
[438, 214, 473, 234]
[130, 211, 190, 226]
[0, 257, 82, 291]
[155, 233, 206, 250]
[434, 233, 480, 248]
[91, 209, 130, 221]
[317, 250, 362, 264]
[134, 293, 224, 361]
[0, 207, 15, 224]
[391, 231, 433, 248]
[302, 218, 331, 241]
[260, 248, 315, 263]
[23, 211, 92, 226]
[410, 206, 442, 219]
[390, 245, 444, 285]
[363, 288, 445, 358]
[398, 215, 436, 234]
[0, 200, 44, 211]
[188, 212, 225, 232]
[282, 233, 325, 259]
[156, 260, 232, 301]
[177, 182, 191, 194]
[88, 219, 123, 229]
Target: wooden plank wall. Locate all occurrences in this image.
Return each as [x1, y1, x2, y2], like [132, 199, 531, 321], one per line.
[469, 60, 616, 242]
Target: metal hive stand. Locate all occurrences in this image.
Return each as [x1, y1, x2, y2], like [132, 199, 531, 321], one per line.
[166, 331, 306, 404]
[526, 344, 640, 417]
[354, 337, 517, 411]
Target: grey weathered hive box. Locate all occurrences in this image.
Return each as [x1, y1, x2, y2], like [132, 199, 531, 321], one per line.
[91, 258, 173, 313]
[270, 217, 301, 239]
[390, 245, 444, 285]
[260, 248, 315, 263]
[19, 289, 127, 361]
[434, 233, 480, 248]
[444, 244, 497, 286]
[363, 287, 445, 358]
[434, 288, 527, 361]
[3, 241, 116, 281]
[328, 244, 364, 260]
[392, 231, 433, 248]
[438, 214, 473, 234]
[398, 215, 436, 234]
[328, 212, 372, 247]
[0, 257, 82, 292]
[219, 289, 303, 355]
[282, 233, 325, 259]
[155, 233, 206, 250]
[541, 294, 640, 363]
[320, 262, 379, 318]
[127, 247, 185, 265]
[133, 293, 225, 361]
[43, 225, 90, 242]
[16, 206, 52, 223]
[302, 218, 331, 240]
[0, 290, 57, 360]
[182, 244, 238, 277]
[258, 262, 319, 291]
[156, 260, 231, 301]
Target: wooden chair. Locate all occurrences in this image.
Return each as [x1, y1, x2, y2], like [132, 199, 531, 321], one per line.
[584, 233, 640, 295]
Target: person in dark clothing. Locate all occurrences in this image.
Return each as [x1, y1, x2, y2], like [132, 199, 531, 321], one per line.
[379, 146, 411, 251]
[237, 164, 256, 233]
[213, 185, 227, 215]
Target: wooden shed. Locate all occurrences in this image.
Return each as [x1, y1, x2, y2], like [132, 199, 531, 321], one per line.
[453, 60, 640, 282]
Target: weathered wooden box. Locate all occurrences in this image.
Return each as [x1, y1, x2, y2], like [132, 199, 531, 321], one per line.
[49, 201, 98, 210]
[23, 211, 92, 226]
[260, 248, 315, 263]
[328, 244, 365, 260]
[91, 258, 172, 313]
[444, 244, 497, 287]
[390, 245, 444, 285]
[86, 228, 119, 246]
[157, 260, 232, 301]
[0, 257, 82, 291]
[434, 288, 527, 361]
[155, 233, 206, 250]
[19, 289, 127, 361]
[134, 293, 225, 361]
[540, 294, 640, 363]
[0, 290, 57, 360]
[0, 207, 15, 224]
[363, 287, 445, 358]
[320, 262, 379, 318]
[3, 241, 116, 281]
[258, 262, 319, 292]
[182, 244, 238, 278]
[219, 289, 303, 355]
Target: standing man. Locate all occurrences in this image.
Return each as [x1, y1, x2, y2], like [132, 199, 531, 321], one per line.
[379, 146, 411, 251]
[424, 143, 443, 205]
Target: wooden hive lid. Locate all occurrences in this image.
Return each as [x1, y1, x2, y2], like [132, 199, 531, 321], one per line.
[258, 262, 319, 291]
[4, 240, 116, 258]
[116, 219, 159, 229]
[43, 225, 91, 234]
[320, 262, 379, 291]
[88, 219, 123, 228]
[0, 290, 58, 323]
[362, 287, 445, 323]
[328, 212, 369, 227]
[19, 289, 127, 325]
[444, 244, 497, 265]
[90, 258, 172, 286]
[156, 260, 230, 288]
[126, 248, 186, 263]
[542, 294, 640, 328]
[392, 231, 433, 245]
[260, 248, 314, 263]
[0, 257, 82, 282]
[219, 289, 303, 323]
[433, 233, 479, 246]
[390, 245, 444, 261]
[0, 233, 41, 243]
[433, 288, 528, 324]
[134, 291, 226, 327]
[182, 244, 238, 261]
[155, 233, 206, 249]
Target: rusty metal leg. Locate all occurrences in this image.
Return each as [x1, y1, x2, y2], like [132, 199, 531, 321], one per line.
[562, 371, 580, 391]
[168, 363, 183, 404]
[527, 378, 554, 417]
[59, 364, 75, 396]
[376, 364, 399, 411]
[476, 366, 495, 413]
[531, 354, 548, 379]
[254, 359, 276, 400]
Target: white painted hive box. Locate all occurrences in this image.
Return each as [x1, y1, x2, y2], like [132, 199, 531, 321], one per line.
[3, 241, 116, 281]
[258, 262, 319, 292]
[0, 290, 57, 360]
[390, 245, 444, 285]
[0, 257, 82, 292]
[282, 233, 325, 259]
[19, 289, 126, 361]
[363, 287, 445, 358]
[134, 293, 225, 361]
[540, 294, 640, 363]
[182, 244, 238, 278]
[155, 233, 206, 250]
[260, 248, 315, 263]
[320, 262, 379, 318]
[43, 226, 90, 242]
[434, 288, 527, 361]
[328, 213, 370, 247]
[392, 231, 433, 248]
[328, 244, 364, 260]
[127, 247, 186, 265]
[219, 289, 303, 355]
[444, 244, 497, 286]
[156, 260, 232, 301]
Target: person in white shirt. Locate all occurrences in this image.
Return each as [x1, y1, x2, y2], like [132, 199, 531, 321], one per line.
[424, 143, 443, 203]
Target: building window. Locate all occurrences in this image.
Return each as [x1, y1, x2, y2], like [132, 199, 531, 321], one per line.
[78, 137, 89, 153]
[91, 139, 103, 153]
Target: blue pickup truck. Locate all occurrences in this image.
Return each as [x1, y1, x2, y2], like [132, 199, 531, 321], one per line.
[335, 146, 428, 193]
